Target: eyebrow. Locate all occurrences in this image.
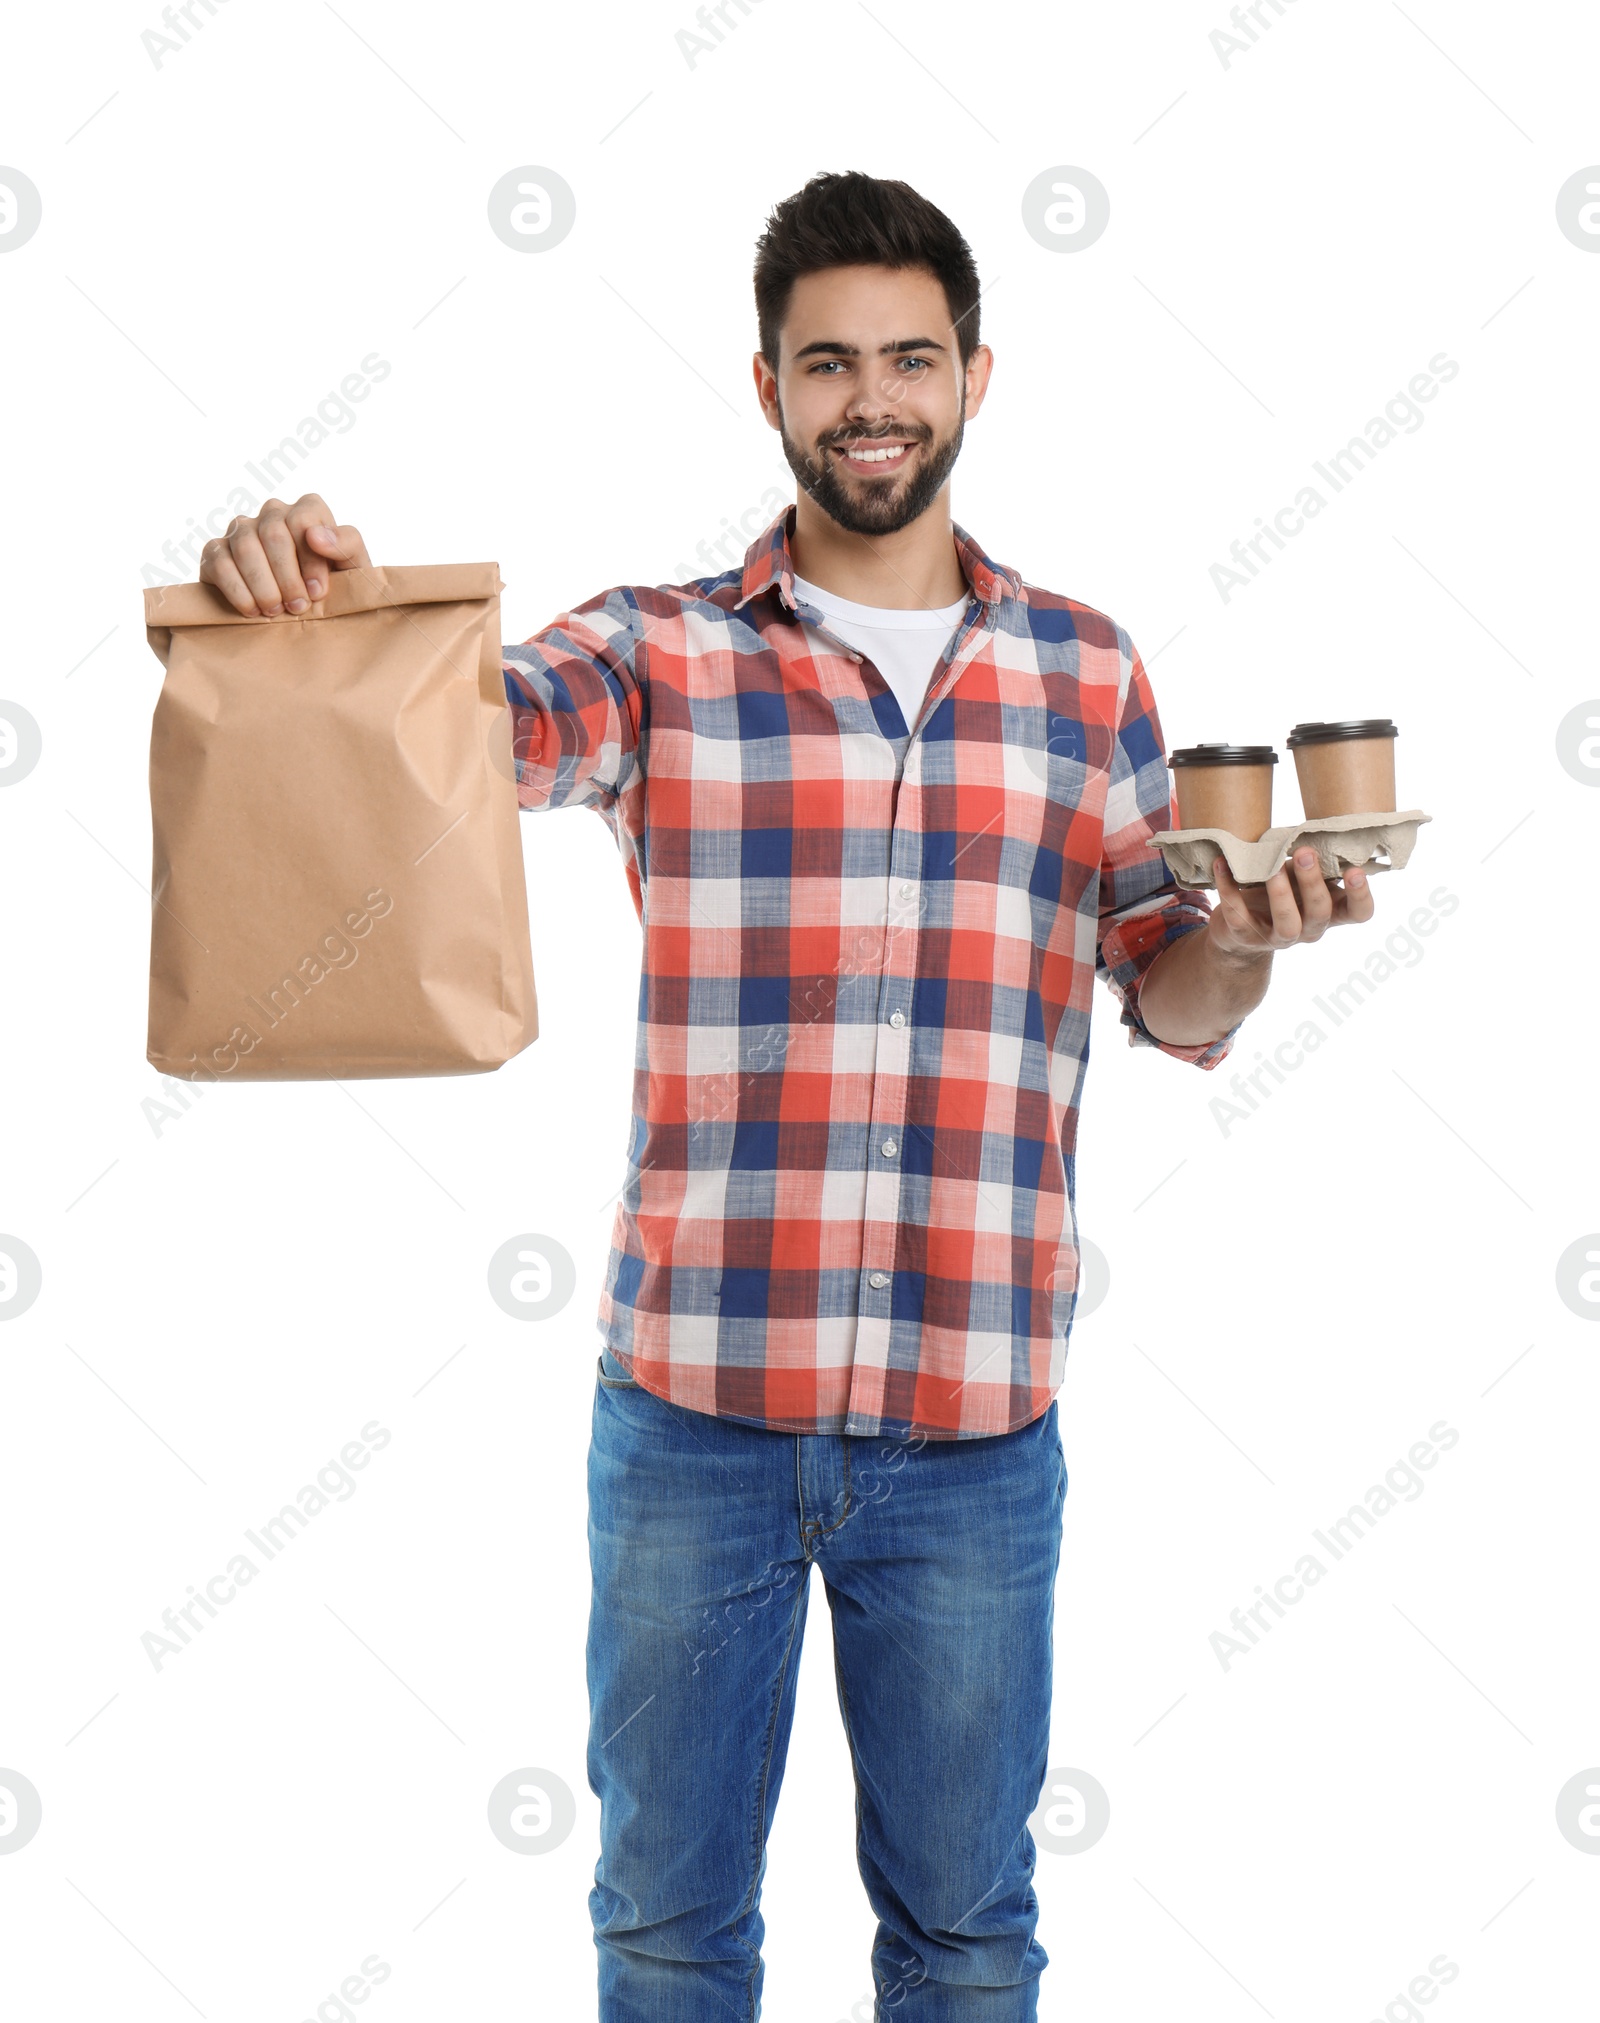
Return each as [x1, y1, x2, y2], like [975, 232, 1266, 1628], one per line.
[789, 336, 949, 360]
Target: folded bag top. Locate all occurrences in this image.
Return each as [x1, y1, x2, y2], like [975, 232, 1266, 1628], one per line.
[143, 561, 538, 1080]
[145, 561, 503, 630]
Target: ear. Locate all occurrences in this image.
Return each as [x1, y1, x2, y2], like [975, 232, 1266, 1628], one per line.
[962, 343, 995, 421]
[752, 351, 782, 431]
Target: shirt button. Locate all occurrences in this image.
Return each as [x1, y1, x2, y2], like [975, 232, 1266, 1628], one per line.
[898, 882, 915, 898]
[888, 1010, 905, 1028]
[869, 1271, 889, 1289]
[881, 1138, 898, 1158]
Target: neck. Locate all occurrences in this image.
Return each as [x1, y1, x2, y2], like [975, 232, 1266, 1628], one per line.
[788, 489, 967, 609]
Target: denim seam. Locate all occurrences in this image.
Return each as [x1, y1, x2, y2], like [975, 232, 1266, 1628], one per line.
[794, 1435, 806, 1559]
[812, 1434, 855, 1540]
[798, 1434, 855, 1550]
[737, 1566, 809, 2020]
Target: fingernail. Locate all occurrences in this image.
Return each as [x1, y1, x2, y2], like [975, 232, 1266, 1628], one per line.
[262, 603, 283, 616]
[1296, 848, 1315, 866]
[286, 598, 307, 613]
[304, 578, 324, 597]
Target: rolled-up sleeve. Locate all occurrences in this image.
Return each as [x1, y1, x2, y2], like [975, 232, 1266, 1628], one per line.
[1095, 631, 1239, 1071]
[502, 588, 648, 813]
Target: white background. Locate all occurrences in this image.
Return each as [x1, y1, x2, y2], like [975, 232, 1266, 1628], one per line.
[2, 0, 1598, 2017]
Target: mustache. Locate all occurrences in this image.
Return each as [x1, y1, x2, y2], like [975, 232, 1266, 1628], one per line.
[816, 422, 933, 450]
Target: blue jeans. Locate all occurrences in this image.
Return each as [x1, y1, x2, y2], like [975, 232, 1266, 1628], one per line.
[586, 1345, 1068, 2020]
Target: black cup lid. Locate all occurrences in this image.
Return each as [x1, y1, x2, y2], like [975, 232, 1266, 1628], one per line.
[1286, 719, 1398, 747]
[1167, 743, 1278, 767]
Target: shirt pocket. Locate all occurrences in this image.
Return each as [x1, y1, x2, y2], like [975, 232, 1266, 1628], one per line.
[988, 696, 1110, 937]
[1004, 706, 1097, 855]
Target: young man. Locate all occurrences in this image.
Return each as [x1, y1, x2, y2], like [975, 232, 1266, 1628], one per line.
[199, 172, 1374, 2020]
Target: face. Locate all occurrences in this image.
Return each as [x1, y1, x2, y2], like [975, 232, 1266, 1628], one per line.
[754, 264, 992, 536]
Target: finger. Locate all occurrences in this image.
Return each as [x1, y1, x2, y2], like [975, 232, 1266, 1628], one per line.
[256, 499, 314, 612]
[225, 512, 289, 616]
[300, 528, 332, 599]
[286, 495, 351, 598]
[1211, 855, 1268, 944]
[199, 536, 261, 616]
[1290, 847, 1335, 937]
[1339, 860, 1375, 922]
[302, 519, 371, 599]
[282, 495, 335, 602]
[317, 523, 372, 571]
[1216, 853, 1278, 922]
[1262, 863, 1305, 942]
[1321, 861, 1375, 921]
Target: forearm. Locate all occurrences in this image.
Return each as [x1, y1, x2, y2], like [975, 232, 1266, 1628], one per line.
[1135, 925, 1272, 1046]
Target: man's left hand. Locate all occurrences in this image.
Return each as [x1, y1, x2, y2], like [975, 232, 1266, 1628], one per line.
[1207, 847, 1376, 960]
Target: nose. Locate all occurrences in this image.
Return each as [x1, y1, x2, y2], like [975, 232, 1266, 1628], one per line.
[842, 372, 903, 426]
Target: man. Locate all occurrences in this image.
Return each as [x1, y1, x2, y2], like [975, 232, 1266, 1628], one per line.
[200, 171, 1373, 2020]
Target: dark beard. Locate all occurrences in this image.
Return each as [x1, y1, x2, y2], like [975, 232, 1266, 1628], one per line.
[777, 401, 966, 536]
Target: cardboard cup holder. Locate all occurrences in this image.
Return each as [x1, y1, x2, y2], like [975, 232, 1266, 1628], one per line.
[1145, 810, 1432, 889]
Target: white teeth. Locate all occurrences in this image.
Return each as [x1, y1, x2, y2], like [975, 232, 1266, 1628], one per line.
[844, 443, 908, 463]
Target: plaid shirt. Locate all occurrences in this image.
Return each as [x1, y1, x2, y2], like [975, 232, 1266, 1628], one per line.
[504, 507, 1238, 1440]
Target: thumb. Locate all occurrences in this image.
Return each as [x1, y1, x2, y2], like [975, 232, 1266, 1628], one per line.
[302, 522, 369, 596]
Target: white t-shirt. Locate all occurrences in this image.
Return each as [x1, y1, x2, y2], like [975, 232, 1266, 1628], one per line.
[792, 574, 971, 734]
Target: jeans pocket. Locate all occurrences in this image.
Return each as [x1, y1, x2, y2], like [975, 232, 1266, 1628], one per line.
[596, 1347, 639, 1391]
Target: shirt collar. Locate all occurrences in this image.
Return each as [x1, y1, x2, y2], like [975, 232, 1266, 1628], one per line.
[733, 503, 1022, 618]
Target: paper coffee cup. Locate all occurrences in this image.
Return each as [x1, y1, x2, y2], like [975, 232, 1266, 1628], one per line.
[1166, 744, 1278, 841]
[1286, 719, 1397, 818]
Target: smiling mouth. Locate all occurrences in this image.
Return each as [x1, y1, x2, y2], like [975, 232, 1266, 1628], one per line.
[831, 438, 917, 471]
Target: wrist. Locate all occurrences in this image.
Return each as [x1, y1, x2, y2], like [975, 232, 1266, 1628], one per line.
[1206, 926, 1275, 975]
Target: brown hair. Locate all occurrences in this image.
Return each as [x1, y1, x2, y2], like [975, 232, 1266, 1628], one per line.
[753, 171, 982, 369]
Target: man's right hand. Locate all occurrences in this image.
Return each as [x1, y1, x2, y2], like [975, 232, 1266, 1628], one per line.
[198, 493, 372, 616]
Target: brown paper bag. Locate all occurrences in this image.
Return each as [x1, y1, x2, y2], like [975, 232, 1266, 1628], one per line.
[143, 562, 537, 1079]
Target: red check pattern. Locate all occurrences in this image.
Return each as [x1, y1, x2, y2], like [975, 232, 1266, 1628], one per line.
[503, 507, 1238, 1439]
